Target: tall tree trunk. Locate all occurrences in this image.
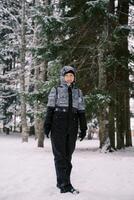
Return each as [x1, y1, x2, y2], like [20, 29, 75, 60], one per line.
[98, 42, 111, 151]
[115, 0, 132, 148]
[34, 0, 49, 147]
[108, 0, 116, 149]
[98, 1, 117, 152]
[20, 0, 29, 142]
[34, 62, 46, 147]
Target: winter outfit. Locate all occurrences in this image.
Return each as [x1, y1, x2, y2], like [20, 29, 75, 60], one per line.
[44, 66, 87, 193]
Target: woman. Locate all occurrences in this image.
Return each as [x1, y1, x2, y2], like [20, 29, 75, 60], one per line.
[44, 66, 87, 194]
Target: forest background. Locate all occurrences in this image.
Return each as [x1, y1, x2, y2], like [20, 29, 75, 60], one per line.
[0, 0, 134, 152]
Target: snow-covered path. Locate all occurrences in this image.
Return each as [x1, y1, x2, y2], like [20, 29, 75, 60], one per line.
[0, 134, 134, 200]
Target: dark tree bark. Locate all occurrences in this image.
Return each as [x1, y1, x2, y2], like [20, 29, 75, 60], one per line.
[115, 0, 132, 148]
[98, 32, 111, 151]
[107, 0, 116, 149]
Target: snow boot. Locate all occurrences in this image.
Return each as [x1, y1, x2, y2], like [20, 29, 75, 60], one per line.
[60, 184, 79, 194]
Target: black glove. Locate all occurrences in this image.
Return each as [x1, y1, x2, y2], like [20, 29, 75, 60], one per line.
[44, 125, 51, 138]
[45, 130, 50, 138]
[79, 131, 86, 141]
[78, 112, 87, 140]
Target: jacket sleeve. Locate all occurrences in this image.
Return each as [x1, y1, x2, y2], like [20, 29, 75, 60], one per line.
[47, 87, 57, 107]
[78, 89, 87, 132]
[44, 87, 56, 135]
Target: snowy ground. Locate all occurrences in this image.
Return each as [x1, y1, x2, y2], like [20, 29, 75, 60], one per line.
[0, 134, 134, 200]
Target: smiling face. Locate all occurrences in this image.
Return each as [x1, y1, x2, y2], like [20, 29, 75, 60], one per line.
[64, 73, 75, 85]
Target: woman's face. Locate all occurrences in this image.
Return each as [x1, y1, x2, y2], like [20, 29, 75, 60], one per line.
[64, 73, 75, 84]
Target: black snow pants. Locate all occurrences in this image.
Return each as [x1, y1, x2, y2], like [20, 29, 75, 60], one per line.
[51, 110, 78, 188]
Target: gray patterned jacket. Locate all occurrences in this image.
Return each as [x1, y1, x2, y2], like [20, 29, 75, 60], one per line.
[47, 86, 85, 112]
